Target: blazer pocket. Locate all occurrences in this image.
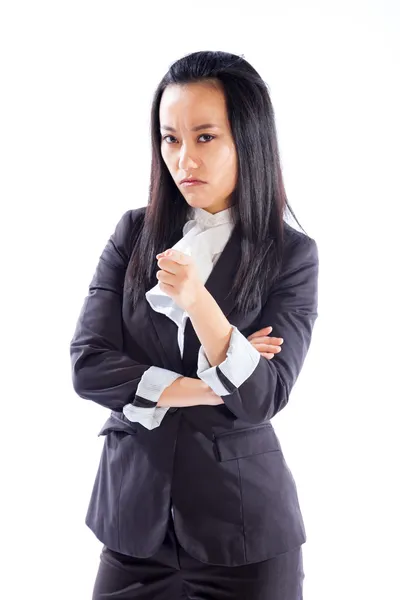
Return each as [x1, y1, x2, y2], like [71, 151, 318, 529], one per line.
[214, 424, 281, 462]
[98, 411, 138, 436]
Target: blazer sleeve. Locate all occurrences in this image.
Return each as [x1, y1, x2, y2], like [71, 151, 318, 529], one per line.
[70, 209, 182, 422]
[196, 234, 319, 424]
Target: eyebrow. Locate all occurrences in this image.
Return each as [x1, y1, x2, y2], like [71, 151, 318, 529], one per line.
[160, 123, 220, 132]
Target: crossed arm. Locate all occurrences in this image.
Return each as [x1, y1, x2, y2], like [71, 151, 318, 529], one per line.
[130, 232, 318, 426]
[71, 210, 318, 426]
[156, 326, 283, 408]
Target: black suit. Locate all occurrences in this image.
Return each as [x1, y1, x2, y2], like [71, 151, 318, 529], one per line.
[70, 206, 319, 569]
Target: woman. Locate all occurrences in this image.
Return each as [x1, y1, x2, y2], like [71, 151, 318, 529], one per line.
[70, 50, 319, 599]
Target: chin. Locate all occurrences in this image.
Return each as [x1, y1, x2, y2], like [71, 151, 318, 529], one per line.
[184, 196, 213, 208]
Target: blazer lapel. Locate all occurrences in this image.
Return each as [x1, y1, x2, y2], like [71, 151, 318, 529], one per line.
[145, 225, 185, 374]
[182, 225, 242, 376]
[146, 305, 184, 373]
[146, 224, 243, 377]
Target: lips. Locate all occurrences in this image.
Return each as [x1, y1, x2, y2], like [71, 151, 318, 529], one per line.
[181, 180, 206, 187]
[180, 178, 206, 184]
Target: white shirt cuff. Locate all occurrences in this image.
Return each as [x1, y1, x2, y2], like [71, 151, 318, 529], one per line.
[122, 404, 170, 430]
[197, 325, 260, 396]
[122, 366, 182, 430]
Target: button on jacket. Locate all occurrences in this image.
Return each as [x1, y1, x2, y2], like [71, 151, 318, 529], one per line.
[70, 206, 319, 566]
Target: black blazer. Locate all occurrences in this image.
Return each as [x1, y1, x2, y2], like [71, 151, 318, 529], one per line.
[70, 206, 319, 566]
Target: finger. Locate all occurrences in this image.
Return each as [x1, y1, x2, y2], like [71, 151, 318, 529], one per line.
[253, 343, 281, 354]
[157, 257, 179, 274]
[250, 336, 284, 345]
[248, 326, 272, 341]
[157, 249, 191, 266]
[261, 353, 274, 359]
[156, 270, 176, 286]
[159, 281, 175, 294]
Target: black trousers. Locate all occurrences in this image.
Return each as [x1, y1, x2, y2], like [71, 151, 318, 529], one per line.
[92, 514, 304, 600]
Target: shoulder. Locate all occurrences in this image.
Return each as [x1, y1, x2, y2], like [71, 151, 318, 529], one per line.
[111, 206, 147, 258]
[261, 222, 319, 306]
[282, 221, 318, 262]
[116, 206, 147, 230]
[272, 222, 319, 288]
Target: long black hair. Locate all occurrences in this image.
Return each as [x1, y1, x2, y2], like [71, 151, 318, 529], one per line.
[126, 50, 304, 313]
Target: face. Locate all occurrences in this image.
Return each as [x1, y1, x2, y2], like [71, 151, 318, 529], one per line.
[159, 81, 238, 214]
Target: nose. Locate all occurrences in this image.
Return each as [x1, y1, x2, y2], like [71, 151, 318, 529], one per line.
[178, 144, 200, 171]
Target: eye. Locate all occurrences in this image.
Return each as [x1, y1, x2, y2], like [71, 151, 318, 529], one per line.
[161, 134, 215, 144]
[162, 135, 178, 144]
[198, 134, 215, 143]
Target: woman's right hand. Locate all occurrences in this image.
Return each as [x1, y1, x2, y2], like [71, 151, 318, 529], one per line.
[247, 326, 284, 360]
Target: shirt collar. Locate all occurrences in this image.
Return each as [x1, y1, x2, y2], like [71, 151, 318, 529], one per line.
[188, 206, 234, 229]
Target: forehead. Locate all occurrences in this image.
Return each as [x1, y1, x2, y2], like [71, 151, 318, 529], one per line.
[159, 81, 228, 125]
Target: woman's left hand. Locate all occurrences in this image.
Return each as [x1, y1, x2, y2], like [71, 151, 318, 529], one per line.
[156, 249, 205, 312]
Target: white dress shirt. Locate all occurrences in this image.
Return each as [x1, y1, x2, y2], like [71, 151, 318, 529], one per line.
[122, 206, 261, 429]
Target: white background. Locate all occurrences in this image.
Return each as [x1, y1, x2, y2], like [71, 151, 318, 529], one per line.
[1, 1, 399, 598]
